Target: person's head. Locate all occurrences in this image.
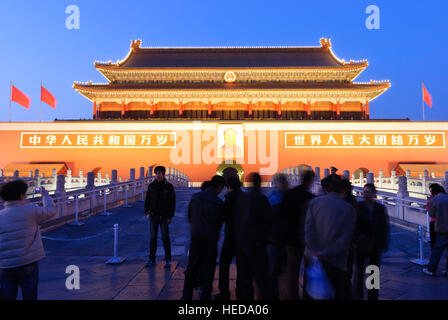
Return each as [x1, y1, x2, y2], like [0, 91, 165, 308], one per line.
[330, 166, 338, 174]
[201, 180, 212, 191]
[341, 179, 353, 198]
[429, 183, 445, 197]
[224, 128, 237, 146]
[300, 169, 315, 189]
[272, 173, 289, 192]
[363, 183, 377, 201]
[0, 179, 28, 202]
[210, 175, 226, 194]
[154, 166, 166, 182]
[226, 176, 241, 192]
[247, 172, 262, 190]
[326, 175, 344, 194]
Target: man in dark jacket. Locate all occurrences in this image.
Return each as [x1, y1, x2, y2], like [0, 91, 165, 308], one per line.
[215, 175, 243, 300]
[424, 184, 448, 276]
[353, 183, 390, 300]
[235, 172, 272, 300]
[182, 175, 226, 300]
[282, 169, 315, 299]
[144, 166, 176, 268]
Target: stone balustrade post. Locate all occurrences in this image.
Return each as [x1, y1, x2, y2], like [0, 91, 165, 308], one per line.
[86, 171, 95, 190]
[105, 173, 110, 184]
[129, 168, 136, 196]
[66, 169, 72, 190]
[405, 170, 411, 180]
[55, 174, 66, 218]
[34, 169, 41, 187]
[29, 171, 33, 178]
[324, 168, 329, 178]
[129, 168, 136, 181]
[139, 167, 145, 179]
[359, 172, 364, 185]
[14, 170, 19, 178]
[379, 170, 384, 188]
[79, 170, 84, 187]
[50, 168, 57, 191]
[85, 171, 96, 209]
[56, 174, 66, 195]
[97, 172, 102, 185]
[397, 175, 409, 198]
[422, 170, 429, 194]
[314, 166, 321, 181]
[148, 166, 153, 178]
[366, 171, 374, 185]
[391, 170, 397, 190]
[397, 175, 409, 220]
[111, 170, 118, 184]
[342, 170, 350, 180]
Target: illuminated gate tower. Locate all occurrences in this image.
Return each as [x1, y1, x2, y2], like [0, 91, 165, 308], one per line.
[73, 39, 390, 121]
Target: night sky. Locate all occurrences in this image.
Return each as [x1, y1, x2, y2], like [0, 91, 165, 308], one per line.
[0, 0, 446, 121]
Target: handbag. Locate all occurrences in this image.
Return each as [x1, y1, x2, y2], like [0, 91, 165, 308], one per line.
[305, 256, 335, 300]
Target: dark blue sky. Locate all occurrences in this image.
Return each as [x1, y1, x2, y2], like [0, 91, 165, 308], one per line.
[0, 0, 446, 121]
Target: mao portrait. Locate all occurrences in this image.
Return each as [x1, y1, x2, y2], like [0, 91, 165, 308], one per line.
[217, 124, 244, 160]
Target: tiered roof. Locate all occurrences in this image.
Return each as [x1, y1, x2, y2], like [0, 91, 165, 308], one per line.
[74, 38, 390, 104]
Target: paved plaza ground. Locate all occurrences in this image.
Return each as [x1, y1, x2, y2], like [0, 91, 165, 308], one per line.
[35, 187, 448, 300]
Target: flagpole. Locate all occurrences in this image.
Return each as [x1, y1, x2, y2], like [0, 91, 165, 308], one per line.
[40, 81, 42, 122]
[9, 81, 12, 122]
[422, 81, 425, 121]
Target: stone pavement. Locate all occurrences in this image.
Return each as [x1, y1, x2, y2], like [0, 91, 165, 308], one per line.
[35, 187, 448, 300]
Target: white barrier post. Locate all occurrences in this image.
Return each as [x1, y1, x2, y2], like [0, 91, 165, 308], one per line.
[100, 188, 112, 216]
[122, 184, 132, 208]
[410, 225, 429, 265]
[106, 224, 126, 264]
[68, 195, 85, 226]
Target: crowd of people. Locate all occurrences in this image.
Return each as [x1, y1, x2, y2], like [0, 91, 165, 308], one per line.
[175, 167, 392, 300]
[1, 165, 448, 300]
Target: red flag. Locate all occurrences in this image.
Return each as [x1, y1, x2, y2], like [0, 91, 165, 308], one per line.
[41, 85, 57, 109]
[423, 83, 432, 108]
[11, 85, 31, 109]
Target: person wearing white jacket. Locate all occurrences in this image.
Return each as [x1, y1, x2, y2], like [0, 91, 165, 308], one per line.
[0, 180, 56, 300]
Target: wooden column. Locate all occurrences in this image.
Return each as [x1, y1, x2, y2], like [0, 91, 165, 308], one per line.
[93, 101, 97, 119]
[306, 101, 311, 118]
[277, 100, 282, 116]
[121, 101, 125, 119]
[248, 100, 253, 116]
[207, 101, 212, 116]
[365, 100, 370, 119]
[336, 100, 341, 119]
[150, 101, 154, 116]
[179, 100, 183, 116]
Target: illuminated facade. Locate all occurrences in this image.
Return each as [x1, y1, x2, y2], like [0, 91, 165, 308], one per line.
[73, 39, 390, 121]
[2, 39, 446, 185]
